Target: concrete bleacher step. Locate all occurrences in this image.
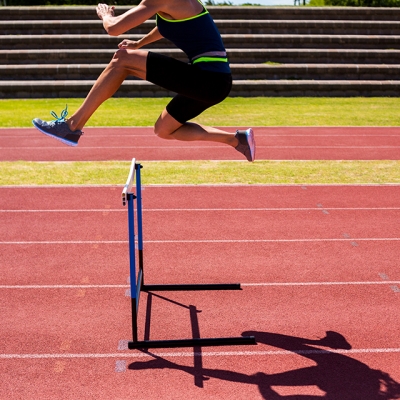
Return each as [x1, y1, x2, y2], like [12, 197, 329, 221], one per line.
[2, 48, 400, 65]
[1, 79, 399, 99]
[2, 63, 399, 81]
[2, 19, 400, 35]
[2, 34, 399, 50]
[1, 6, 400, 21]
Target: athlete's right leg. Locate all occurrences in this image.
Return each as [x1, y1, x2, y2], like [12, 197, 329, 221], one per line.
[67, 49, 148, 131]
[154, 107, 255, 162]
[154, 107, 239, 146]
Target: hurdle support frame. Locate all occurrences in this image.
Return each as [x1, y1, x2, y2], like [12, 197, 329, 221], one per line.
[122, 158, 256, 349]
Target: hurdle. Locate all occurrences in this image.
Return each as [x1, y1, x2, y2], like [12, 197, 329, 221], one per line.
[122, 158, 256, 349]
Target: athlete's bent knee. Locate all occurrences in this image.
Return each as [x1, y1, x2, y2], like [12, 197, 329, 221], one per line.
[153, 123, 174, 140]
[112, 49, 145, 65]
[112, 48, 130, 63]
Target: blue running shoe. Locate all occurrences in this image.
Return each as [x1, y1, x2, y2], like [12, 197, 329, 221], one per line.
[32, 105, 83, 146]
[235, 128, 255, 162]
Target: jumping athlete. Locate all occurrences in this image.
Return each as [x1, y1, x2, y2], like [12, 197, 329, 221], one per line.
[32, 0, 256, 162]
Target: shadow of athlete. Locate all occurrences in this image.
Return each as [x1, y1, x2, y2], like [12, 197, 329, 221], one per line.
[129, 331, 400, 400]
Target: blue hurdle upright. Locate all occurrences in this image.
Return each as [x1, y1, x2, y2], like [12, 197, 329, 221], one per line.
[121, 158, 256, 349]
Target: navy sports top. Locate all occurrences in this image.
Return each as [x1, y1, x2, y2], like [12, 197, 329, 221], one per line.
[156, 1, 230, 73]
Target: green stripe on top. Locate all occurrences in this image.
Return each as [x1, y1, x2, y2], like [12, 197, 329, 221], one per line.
[193, 57, 228, 64]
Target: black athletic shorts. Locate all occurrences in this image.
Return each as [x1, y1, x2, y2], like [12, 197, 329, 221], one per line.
[146, 51, 232, 124]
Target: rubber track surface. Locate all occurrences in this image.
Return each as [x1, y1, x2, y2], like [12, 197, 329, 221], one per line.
[1, 126, 399, 160]
[1, 184, 400, 399]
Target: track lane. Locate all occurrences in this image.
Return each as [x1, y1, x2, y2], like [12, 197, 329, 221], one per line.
[1, 185, 399, 399]
[1, 127, 399, 160]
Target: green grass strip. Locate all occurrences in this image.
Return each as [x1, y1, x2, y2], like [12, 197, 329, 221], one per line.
[1, 97, 400, 127]
[1, 160, 398, 186]
[1, 97, 398, 187]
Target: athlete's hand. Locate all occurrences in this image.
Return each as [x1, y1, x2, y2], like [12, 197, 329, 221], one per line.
[118, 39, 141, 50]
[96, 3, 115, 20]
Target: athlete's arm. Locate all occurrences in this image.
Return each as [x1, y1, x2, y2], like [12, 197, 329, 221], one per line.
[118, 27, 163, 50]
[96, 1, 159, 37]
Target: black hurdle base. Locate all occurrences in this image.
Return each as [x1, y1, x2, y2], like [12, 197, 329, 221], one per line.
[142, 283, 241, 291]
[127, 282, 257, 349]
[128, 336, 256, 349]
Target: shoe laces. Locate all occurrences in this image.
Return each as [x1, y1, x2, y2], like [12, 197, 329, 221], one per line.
[50, 105, 68, 122]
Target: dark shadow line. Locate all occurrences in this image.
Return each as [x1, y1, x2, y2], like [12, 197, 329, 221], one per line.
[147, 291, 194, 310]
[143, 292, 152, 342]
[190, 304, 206, 388]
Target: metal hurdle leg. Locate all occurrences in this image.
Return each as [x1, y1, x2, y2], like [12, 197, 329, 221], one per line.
[126, 191, 139, 343]
[135, 163, 144, 287]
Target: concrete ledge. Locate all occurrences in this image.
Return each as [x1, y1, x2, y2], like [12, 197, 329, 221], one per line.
[1, 6, 400, 21]
[2, 48, 400, 65]
[1, 79, 400, 98]
[2, 33, 400, 50]
[1, 19, 399, 35]
[232, 79, 400, 96]
[2, 63, 400, 81]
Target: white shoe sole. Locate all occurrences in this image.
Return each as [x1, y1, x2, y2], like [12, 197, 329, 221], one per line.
[245, 128, 255, 162]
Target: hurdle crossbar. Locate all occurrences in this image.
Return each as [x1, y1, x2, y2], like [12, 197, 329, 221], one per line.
[122, 158, 256, 349]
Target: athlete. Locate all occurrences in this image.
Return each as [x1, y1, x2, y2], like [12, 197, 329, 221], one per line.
[32, 0, 255, 161]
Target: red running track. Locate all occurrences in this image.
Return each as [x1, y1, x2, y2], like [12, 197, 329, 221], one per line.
[1, 184, 400, 399]
[1, 126, 399, 161]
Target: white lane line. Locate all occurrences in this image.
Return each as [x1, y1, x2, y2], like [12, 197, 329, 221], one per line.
[2, 133, 400, 138]
[1, 184, 399, 189]
[1, 348, 400, 360]
[1, 238, 399, 245]
[1, 281, 399, 290]
[0, 146, 228, 149]
[0, 209, 125, 213]
[242, 281, 400, 287]
[263, 146, 400, 149]
[0, 284, 128, 289]
[145, 238, 400, 244]
[0, 240, 127, 244]
[1, 145, 400, 150]
[1, 207, 400, 213]
[2, 127, 399, 136]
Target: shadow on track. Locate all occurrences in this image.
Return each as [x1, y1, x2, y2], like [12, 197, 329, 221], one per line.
[129, 330, 400, 399]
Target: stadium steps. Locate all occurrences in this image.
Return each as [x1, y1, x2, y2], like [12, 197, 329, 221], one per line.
[0, 5, 399, 98]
